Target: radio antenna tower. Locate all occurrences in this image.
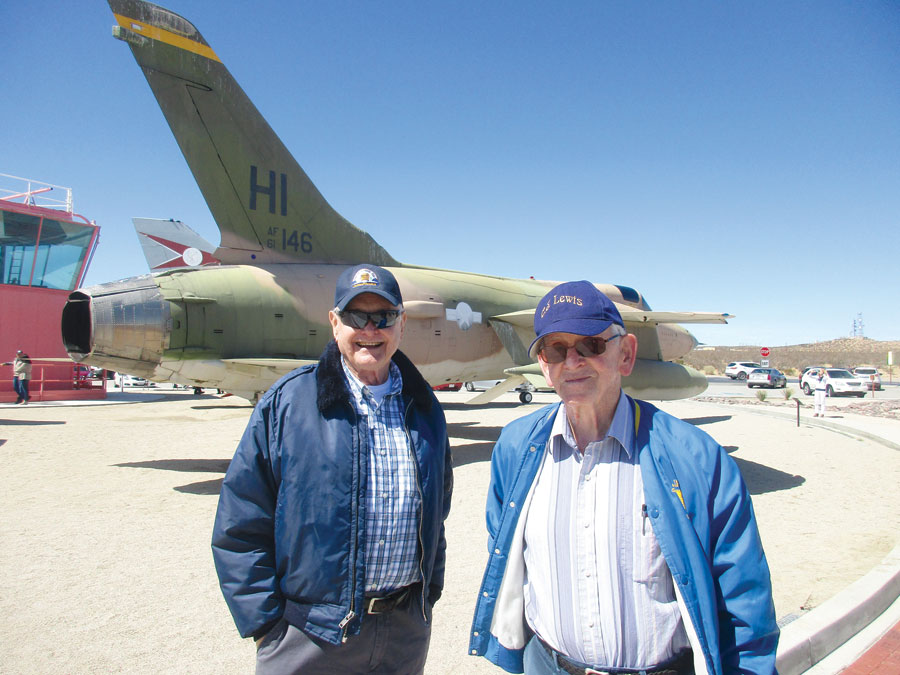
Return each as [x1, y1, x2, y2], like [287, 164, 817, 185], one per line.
[851, 313, 865, 338]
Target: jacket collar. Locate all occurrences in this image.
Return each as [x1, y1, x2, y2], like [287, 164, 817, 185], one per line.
[316, 340, 434, 415]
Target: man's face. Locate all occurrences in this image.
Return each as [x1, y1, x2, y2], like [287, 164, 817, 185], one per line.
[537, 327, 637, 409]
[329, 293, 406, 386]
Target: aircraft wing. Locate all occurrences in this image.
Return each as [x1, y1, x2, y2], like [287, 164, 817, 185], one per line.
[618, 310, 733, 324]
[221, 358, 318, 379]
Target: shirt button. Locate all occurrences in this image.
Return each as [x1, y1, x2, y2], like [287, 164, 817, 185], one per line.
[494, 548, 501, 555]
[473, 631, 479, 637]
[509, 502, 516, 508]
[483, 591, 489, 597]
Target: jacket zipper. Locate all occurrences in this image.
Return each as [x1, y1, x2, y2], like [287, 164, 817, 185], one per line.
[405, 398, 429, 622]
[340, 404, 361, 642]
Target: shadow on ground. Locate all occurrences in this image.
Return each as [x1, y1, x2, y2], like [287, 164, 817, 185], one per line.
[115, 458, 231, 495]
[0, 418, 66, 426]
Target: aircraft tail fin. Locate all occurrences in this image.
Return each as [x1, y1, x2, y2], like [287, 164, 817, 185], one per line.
[108, 0, 397, 267]
[133, 217, 220, 271]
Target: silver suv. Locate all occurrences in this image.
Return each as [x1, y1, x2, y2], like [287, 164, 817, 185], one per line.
[852, 367, 882, 391]
[725, 362, 761, 380]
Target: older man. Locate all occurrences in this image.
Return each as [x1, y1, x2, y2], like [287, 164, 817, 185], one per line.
[213, 264, 453, 674]
[470, 281, 777, 675]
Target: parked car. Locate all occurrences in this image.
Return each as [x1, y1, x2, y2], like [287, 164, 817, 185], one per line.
[725, 362, 761, 380]
[121, 374, 156, 387]
[800, 368, 867, 397]
[851, 367, 882, 391]
[432, 382, 462, 391]
[747, 368, 787, 389]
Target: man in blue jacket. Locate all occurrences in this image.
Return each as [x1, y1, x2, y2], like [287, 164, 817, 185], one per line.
[213, 264, 453, 674]
[469, 281, 778, 675]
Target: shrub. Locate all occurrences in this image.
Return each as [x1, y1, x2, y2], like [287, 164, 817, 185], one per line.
[702, 365, 717, 375]
[755, 390, 768, 402]
[783, 388, 793, 400]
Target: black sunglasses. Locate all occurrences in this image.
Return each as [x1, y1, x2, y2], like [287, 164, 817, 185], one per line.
[338, 309, 403, 329]
[538, 334, 621, 364]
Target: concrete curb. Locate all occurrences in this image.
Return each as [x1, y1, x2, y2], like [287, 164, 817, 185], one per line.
[699, 399, 900, 672]
[776, 546, 900, 674]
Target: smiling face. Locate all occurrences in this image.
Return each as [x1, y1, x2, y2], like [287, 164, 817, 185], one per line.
[329, 292, 406, 386]
[537, 327, 637, 414]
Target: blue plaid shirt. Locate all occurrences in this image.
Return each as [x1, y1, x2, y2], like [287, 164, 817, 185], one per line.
[342, 359, 422, 593]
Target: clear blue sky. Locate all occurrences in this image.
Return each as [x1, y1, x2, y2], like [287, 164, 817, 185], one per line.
[5, 1, 899, 347]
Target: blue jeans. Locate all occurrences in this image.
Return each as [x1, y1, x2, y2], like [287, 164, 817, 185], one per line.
[13, 377, 29, 402]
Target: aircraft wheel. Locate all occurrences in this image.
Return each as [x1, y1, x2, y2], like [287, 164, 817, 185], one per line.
[465, 382, 475, 392]
[193, 387, 203, 395]
[518, 391, 533, 404]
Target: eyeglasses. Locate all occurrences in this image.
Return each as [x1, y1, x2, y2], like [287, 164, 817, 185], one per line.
[537, 334, 621, 364]
[337, 309, 403, 329]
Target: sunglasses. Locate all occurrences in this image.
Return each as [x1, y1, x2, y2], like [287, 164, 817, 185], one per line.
[538, 334, 621, 364]
[337, 309, 403, 329]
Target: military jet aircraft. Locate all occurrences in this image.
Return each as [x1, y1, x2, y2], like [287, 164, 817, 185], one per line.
[61, 0, 731, 403]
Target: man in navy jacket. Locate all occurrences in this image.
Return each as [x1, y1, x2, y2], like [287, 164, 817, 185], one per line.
[213, 264, 452, 674]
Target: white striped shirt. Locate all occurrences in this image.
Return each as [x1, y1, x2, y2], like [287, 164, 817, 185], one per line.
[523, 391, 689, 669]
[342, 359, 421, 594]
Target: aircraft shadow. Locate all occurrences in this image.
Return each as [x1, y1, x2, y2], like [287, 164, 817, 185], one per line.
[722, 445, 805, 495]
[440, 401, 526, 412]
[115, 458, 231, 496]
[0, 419, 66, 426]
[191, 404, 254, 410]
[682, 415, 732, 426]
[448, 422, 502, 468]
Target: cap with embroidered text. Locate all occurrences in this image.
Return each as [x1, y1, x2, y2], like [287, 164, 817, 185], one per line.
[334, 264, 403, 311]
[529, 280, 624, 358]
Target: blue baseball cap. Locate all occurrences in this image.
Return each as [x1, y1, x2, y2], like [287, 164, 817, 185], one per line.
[529, 281, 624, 358]
[334, 264, 403, 310]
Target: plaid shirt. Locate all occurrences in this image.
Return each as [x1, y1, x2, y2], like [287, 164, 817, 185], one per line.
[343, 359, 422, 593]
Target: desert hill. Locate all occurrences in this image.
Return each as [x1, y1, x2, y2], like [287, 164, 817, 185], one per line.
[682, 337, 900, 378]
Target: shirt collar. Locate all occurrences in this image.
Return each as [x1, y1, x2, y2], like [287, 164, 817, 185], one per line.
[550, 390, 634, 458]
[341, 357, 402, 408]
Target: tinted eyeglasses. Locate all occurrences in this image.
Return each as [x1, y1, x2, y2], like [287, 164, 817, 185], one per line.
[337, 309, 403, 329]
[538, 334, 621, 364]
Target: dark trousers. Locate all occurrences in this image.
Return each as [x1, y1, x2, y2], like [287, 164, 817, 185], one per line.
[255, 598, 431, 675]
[13, 378, 29, 402]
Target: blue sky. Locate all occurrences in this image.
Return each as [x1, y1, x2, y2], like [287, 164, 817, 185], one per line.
[5, 1, 899, 347]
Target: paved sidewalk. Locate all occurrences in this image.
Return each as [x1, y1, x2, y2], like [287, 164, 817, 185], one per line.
[842, 620, 900, 674]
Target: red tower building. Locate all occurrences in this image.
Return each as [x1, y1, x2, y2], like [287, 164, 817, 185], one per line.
[1, 174, 104, 402]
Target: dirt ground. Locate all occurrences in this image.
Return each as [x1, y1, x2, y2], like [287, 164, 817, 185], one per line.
[2, 390, 899, 673]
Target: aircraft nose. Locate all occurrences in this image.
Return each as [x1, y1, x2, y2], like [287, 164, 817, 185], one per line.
[61, 275, 169, 376]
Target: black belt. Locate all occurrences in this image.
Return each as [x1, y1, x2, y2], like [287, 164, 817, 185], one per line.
[364, 584, 415, 614]
[538, 639, 693, 675]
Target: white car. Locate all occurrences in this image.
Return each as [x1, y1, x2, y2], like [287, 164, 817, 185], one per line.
[121, 374, 156, 388]
[851, 367, 882, 391]
[725, 362, 761, 380]
[800, 368, 867, 398]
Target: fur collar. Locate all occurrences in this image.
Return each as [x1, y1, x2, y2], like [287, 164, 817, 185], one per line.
[316, 340, 434, 415]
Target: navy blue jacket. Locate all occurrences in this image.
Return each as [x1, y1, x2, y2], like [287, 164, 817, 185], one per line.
[212, 341, 453, 644]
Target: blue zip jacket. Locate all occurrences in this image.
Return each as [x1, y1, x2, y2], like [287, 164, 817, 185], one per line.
[212, 341, 453, 644]
[469, 397, 778, 674]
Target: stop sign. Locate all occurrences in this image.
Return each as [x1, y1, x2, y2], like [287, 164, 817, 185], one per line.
[760, 347, 770, 357]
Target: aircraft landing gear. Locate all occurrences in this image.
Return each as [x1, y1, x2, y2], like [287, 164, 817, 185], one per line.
[518, 391, 533, 404]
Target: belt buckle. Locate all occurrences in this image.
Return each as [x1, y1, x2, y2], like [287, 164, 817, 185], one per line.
[366, 595, 386, 614]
